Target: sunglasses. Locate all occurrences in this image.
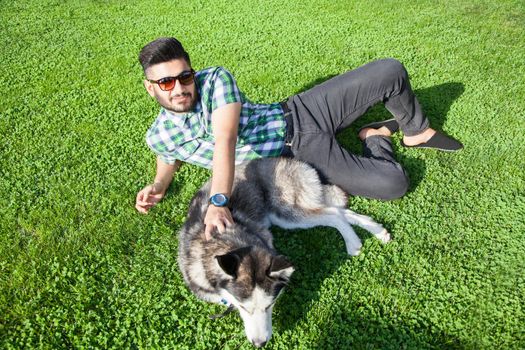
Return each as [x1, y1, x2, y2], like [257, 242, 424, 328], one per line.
[148, 69, 195, 91]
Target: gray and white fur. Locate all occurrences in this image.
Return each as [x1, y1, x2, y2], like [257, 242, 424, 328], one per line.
[178, 157, 390, 347]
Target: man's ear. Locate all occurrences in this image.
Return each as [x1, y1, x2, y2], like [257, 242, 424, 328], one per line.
[143, 80, 155, 98]
[268, 255, 294, 281]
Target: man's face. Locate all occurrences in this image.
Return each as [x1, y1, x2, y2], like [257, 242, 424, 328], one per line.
[143, 58, 197, 114]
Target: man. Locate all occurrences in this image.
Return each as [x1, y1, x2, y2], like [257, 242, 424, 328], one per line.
[135, 37, 462, 239]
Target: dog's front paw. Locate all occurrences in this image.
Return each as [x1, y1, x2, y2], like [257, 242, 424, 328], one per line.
[376, 229, 391, 243]
[348, 248, 362, 256]
[347, 241, 363, 256]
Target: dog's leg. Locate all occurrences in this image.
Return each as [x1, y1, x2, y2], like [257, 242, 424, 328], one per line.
[269, 208, 363, 256]
[342, 209, 391, 243]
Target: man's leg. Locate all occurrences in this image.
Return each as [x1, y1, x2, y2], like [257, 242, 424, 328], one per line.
[283, 58, 426, 200]
[286, 58, 429, 136]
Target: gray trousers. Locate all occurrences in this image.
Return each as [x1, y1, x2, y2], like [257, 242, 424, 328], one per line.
[282, 59, 429, 200]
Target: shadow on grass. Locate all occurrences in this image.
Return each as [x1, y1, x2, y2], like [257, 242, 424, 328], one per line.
[271, 226, 348, 331]
[272, 227, 469, 349]
[311, 309, 469, 349]
[290, 74, 464, 194]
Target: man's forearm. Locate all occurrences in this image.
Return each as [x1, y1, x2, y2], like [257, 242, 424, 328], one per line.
[154, 157, 180, 193]
[210, 138, 236, 197]
[209, 102, 241, 198]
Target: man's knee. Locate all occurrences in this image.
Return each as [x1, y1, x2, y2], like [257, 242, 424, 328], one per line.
[377, 168, 410, 200]
[346, 166, 409, 201]
[376, 58, 408, 82]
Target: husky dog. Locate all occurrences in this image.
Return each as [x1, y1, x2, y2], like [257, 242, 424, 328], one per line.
[178, 157, 390, 347]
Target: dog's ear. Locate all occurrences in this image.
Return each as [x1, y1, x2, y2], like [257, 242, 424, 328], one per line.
[216, 247, 251, 278]
[268, 255, 295, 281]
[216, 252, 240, 278]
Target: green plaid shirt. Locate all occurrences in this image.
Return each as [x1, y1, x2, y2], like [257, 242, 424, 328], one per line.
[145, 66, 286, 168]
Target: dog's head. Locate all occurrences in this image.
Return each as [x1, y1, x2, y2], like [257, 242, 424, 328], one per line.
[215, 246, 294, 347]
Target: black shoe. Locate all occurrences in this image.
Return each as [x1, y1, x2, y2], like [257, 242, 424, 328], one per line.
[401, 131, 463, 152]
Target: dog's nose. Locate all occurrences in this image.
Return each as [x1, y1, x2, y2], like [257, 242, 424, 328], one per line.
[252, 339, 268, 348]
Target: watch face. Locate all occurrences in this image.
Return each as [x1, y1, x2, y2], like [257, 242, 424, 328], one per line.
[210, 193, 228, 206]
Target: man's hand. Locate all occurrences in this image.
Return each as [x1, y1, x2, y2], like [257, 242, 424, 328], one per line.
[204, 205, 234, 240]
[135, 183, 165, 214]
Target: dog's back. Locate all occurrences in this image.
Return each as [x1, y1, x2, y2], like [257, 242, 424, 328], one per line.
[178, 158, 311, 302]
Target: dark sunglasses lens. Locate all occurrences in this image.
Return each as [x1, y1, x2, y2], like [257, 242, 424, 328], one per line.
[178, 71, 194, 85]
[158, 78, 176, 91]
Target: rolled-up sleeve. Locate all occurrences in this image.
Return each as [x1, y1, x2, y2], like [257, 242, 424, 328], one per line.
[210, 67, 242, 112]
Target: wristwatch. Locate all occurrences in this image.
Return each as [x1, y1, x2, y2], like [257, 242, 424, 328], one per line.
[209, 193, 229, 207]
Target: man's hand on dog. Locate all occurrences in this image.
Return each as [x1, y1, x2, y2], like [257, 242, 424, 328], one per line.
[204, 205, 233, 240]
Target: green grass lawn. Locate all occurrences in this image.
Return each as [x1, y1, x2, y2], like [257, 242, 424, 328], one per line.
[1, 0, 524, 348]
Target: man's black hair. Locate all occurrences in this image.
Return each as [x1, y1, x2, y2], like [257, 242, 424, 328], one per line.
[138, 37, 191, 72]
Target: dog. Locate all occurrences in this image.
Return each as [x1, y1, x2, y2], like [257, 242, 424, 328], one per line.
[177, 157, 390, 347]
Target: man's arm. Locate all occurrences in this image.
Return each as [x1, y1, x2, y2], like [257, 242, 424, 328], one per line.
[153, 156, 180, 194]
[135, 157, 181, 214]
[203, 102, 241, 239]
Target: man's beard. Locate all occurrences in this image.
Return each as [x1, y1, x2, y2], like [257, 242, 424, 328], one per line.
[161, 91, 197, 114]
